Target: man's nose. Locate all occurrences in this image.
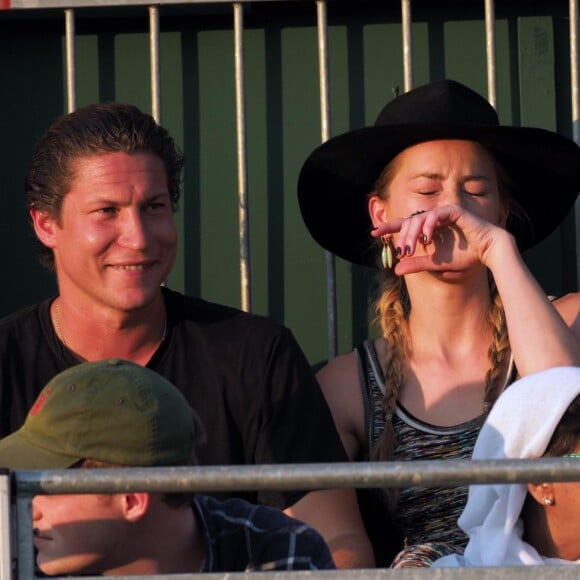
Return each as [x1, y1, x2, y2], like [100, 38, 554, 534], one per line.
[32, 496, 42, 522]
[118, 211, 148, 250]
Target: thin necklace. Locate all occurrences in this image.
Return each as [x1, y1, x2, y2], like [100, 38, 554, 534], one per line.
[53, 299, 167, 347]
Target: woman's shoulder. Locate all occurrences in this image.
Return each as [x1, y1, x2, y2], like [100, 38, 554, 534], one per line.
[316, 348, 367, 460]
[317, 337, 386, 391]
[317, 350, 358, 385]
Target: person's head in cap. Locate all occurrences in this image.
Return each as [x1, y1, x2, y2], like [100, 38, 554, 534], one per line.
[0, 358, 199, 576]
[297, 79, 580, 565]
[0, 358, 197, 471]
[1, 359, 335, 576]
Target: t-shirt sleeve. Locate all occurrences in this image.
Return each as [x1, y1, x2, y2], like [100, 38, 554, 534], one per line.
[253, 326, 348, 507]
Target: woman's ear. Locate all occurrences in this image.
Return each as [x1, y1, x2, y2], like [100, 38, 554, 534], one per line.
[30, 208, 58, 249]
[526, 482, 555, 507]
[368, 195, 388, 228]
[119, 492, 151, 523]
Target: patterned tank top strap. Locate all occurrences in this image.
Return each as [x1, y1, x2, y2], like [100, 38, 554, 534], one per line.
[354, 339, 388, 457]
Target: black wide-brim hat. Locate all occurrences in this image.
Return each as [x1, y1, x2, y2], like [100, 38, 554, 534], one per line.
[298, 79, 580, 267]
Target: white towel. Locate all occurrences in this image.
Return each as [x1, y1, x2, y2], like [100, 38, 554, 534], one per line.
[434, 366, 580, 567]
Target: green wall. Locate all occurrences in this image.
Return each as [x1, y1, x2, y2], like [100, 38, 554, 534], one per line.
[0, 1, 576, 369]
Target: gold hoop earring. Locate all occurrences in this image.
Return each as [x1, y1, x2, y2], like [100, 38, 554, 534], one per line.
[381, 236, 394, 270]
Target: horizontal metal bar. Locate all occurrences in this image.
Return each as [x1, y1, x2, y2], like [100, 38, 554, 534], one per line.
[29, 566, 580, 579]
[1, 0, 301, 10]
[12, 458, 580, 495]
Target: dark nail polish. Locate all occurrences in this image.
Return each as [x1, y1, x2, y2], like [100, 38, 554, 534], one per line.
[421, 234, 428, 244]
[405, 245, 412, 256]
[396, 247, 402, 257]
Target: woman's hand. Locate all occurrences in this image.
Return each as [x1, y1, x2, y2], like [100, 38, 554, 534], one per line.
[371, 204, 514, 276]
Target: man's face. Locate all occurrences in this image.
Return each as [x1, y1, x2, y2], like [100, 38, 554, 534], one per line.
[32, 493, 126, 576]
[36, 151, 177, 314]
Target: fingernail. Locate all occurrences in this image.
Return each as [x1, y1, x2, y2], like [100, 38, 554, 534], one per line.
[421, 234, 428, 244]
[396, 247, 402, 257]
[405, 245, 412, 256]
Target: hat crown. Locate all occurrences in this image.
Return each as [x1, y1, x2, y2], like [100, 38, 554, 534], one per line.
[375, 79, 499, 127]
[0, 359, 196, 469]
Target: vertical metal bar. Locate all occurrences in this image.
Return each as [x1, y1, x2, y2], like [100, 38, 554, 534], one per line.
[401, 0, 413, 92]
[64, 8, 76, 113]
[0, 472, 12, 580]
[484, 0, 497, 109]
[316, 0, 337, 360]
[15, 493, 34, 580]
[149, 5, 162, 124]
[570, 0, 580, 287]
[234, 3, 251, 313]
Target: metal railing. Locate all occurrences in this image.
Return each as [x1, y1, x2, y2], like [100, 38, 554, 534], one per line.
[0, 5, 577, 574]
[3, 458, 580, 579]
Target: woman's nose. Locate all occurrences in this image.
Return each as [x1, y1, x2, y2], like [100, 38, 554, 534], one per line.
[440, 186, 464, 207]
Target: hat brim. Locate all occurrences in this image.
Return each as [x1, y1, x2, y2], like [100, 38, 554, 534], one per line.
[298, 123, 580, 266]
[0, 431, 80, 470]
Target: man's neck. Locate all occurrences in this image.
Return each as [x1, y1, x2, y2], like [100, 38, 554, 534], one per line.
[50, 292, 167, 365]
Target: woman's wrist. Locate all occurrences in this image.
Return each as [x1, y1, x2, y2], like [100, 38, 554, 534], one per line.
[481, 228, 519, 272]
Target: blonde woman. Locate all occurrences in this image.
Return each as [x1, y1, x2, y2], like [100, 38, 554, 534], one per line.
[297, 79, 580, 566]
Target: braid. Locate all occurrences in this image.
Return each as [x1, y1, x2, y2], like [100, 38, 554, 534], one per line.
[483, 281, 510, 413]
[371, 273, 410, 511]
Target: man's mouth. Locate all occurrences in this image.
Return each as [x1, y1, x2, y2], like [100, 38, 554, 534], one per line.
[111, 263, 154, 271]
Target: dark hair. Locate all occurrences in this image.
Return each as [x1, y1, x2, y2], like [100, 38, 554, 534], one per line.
[543, 393, 580, 457]
[25, 102, 185, 270]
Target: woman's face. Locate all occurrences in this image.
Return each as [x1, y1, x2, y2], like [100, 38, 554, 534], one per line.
[371, 139, 508, 227]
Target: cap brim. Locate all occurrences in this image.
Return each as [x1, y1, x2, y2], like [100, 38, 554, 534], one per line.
[0, 431, 81, 470]
[298, 123, 580, 266]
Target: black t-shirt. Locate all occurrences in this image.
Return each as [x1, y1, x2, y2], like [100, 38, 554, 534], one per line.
[0, 287, 348, 508]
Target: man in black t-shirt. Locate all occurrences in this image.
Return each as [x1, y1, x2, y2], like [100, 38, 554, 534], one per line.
[0, 360, 336, 575]
[0, 103, 373, 568]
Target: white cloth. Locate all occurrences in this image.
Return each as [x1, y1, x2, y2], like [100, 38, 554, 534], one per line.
[434, 366, 580, 567]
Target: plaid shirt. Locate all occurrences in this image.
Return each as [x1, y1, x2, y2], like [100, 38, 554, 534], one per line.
[194, 495, 335, 571]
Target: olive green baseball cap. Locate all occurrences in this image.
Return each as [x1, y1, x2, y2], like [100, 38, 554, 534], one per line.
[0, 359, 196, 469]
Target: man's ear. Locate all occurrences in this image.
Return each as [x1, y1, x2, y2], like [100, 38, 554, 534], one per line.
[30, 208, 58, 249]
[368, 195, 388, 228]
[526, 482, 555, 507]
[119, 492, 151, 523]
